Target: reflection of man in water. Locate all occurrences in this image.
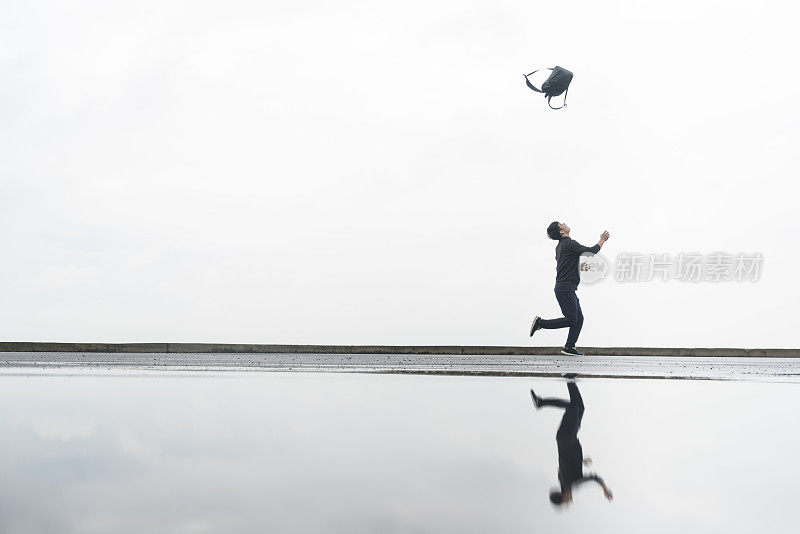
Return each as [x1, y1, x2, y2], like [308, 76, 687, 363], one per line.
[530, 380, 613, 506]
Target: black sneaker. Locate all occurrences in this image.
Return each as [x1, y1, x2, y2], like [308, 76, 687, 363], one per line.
[560, 346, 583, 356]
[530, 389, 542, 409]
[529, 316, 542, 337]
[562, 373, 578, 379]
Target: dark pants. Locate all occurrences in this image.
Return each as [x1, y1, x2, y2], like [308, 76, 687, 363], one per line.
[540, 382, 585, 439]
[538, 288, 583, 348]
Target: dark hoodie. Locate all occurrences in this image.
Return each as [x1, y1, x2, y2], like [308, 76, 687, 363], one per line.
[554, 237, 601, 290]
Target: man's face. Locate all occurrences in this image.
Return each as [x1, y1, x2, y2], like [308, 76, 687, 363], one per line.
[558, 222, 570, 236]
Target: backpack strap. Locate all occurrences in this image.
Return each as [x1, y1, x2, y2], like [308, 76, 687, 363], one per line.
[547, 87, 568, 110]
[523, 74, 542, 93]
[525, 68, 551, 77]
[523, 68, 552, 93]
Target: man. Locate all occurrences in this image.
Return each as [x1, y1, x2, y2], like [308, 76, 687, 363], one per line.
[529, 222, 610, 356]
[530, 379, 613, 507]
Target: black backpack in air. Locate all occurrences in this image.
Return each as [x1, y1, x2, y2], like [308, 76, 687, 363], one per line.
[524, 66, 573, 110]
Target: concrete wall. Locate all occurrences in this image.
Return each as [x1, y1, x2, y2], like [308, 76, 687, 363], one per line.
[0, 342, 797, 357]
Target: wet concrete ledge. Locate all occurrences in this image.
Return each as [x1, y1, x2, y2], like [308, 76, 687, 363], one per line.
[0, 342, 797, 358]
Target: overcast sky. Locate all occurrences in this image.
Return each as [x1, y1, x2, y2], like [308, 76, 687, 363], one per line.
[1, 1, 798, 347]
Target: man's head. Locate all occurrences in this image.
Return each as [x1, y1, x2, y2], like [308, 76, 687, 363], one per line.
[549, 489, 573, 506]
[547, 221, 570, 240]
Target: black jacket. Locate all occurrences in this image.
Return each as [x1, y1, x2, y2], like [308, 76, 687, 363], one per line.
[554, 237, 601, 290]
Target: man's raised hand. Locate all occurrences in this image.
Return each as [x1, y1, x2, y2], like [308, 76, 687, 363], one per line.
[600, 230, 610, 242]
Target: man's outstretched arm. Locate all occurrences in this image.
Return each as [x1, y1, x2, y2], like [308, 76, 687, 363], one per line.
[571, 230, 611, 254]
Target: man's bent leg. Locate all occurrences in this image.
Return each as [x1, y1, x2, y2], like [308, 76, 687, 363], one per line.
[538, 289, 579, 331]
[538, 316, 571, 329]
[538, 397, 570, 409]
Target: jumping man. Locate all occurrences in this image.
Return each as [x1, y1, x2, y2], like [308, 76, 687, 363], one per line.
[529, 222, 610, 356]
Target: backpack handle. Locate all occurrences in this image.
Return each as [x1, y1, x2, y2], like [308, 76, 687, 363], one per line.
[523, 68, 552, 93]
[547, 87, 569, 110]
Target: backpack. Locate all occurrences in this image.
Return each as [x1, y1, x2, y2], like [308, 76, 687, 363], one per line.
[524, 66, 573, 110]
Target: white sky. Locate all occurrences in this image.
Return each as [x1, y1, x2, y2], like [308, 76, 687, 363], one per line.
[1, 1, 798, 347]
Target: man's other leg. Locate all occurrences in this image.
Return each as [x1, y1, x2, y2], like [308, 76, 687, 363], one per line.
[557, 383, 584, 438]
[565, 294, 584, 348]
[567, 382, 585, 419]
